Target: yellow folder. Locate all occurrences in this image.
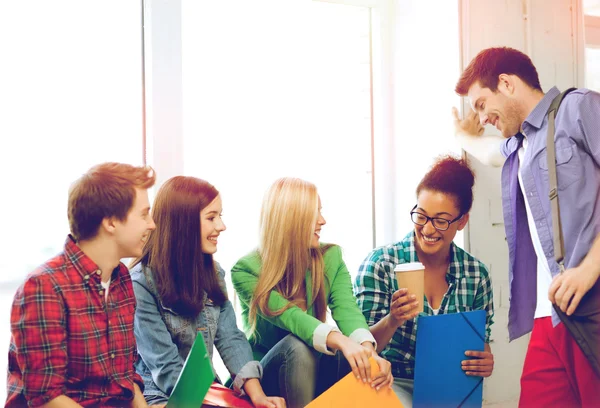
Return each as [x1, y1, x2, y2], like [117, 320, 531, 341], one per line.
[306, 358, 404, 408]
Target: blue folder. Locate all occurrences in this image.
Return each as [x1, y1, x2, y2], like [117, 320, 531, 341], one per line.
[413, 310, 486, 408]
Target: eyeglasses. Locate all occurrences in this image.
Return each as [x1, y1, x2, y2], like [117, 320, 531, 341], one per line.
[409, 205, 463, 231]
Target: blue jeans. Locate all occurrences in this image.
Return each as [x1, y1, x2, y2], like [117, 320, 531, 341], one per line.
[260, 334, 351, 408]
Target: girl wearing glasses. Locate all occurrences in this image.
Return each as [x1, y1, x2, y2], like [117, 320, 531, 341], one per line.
[354, 156, 495, 408]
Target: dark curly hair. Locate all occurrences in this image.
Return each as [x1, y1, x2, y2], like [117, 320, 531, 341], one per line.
[416, 155, 475, 215]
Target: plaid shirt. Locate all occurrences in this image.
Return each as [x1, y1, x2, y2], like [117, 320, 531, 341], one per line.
[354, 232, 494, 379]
[6, 235, 143, 407]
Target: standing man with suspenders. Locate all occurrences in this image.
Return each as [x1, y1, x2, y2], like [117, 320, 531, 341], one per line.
[453, 46, 600, 407]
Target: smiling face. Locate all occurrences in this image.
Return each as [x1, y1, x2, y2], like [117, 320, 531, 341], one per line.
[413, 189, 468, 258]
[310, 197, 326, 249]
[113, 188, 156, 259]
[467, 78, 524, 139]
[200, 194, 226, 254]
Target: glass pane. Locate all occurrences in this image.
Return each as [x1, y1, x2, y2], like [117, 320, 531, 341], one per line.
[585, 0, 600, 91]
[585, 48, 600, 91]
[0, 1, 143, 400]
[393, 0, 462, 247]
[182, 0, 373, 278]
[584, 0, 600, 17]
[182, 0, 373, 380]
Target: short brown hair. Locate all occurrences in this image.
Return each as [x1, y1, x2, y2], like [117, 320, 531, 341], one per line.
[455, 47, 542, 96]
[68, 162, 156, 241]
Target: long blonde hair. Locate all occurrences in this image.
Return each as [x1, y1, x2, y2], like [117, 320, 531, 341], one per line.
[249, 177, 329, 335]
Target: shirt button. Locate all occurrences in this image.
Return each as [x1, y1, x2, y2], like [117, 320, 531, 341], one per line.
[84, 275, 90, 280]
[111, 353, 115, 359]
[96, 270, 102, 275]
[99, 290, 104, 296]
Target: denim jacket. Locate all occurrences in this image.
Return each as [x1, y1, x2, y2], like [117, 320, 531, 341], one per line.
[131, 262, 262, 401]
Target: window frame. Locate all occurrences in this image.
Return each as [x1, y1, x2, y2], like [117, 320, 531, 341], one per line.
[142, 0, 398, 248]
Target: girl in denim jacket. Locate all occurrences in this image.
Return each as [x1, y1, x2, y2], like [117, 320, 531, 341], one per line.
[130, 176, 284, 408]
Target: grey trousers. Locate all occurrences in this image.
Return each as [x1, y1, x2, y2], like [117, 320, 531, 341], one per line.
[391, 377, 414, 408]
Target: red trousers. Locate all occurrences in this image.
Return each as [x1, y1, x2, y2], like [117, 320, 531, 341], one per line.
[519, 317, 600, 408]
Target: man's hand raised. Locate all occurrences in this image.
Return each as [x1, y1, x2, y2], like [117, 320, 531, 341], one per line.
[452, 107, 484, 137]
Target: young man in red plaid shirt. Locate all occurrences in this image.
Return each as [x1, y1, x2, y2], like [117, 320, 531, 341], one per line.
[6, 162, 157, 408]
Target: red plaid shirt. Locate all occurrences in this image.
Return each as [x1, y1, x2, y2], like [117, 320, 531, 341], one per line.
[6, 236, 144, 407]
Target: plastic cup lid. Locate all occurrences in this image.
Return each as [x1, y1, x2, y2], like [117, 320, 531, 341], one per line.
[394, 262, 425, 272]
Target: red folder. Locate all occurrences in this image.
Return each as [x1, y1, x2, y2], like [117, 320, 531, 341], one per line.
[202, 383, 254, 408]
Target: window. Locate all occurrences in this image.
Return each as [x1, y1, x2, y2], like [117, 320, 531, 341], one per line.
[180, 0, 375, 381]
[584, 0, 600, 91]
[0, 1, 143, 400]
[391, 0, 462, 246]
[181, 0, 374, 279]
[585, 48, 600, 91]
[0, 0, 465, 394]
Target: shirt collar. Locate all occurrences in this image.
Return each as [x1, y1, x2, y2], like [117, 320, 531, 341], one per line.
[522, 86, 560, 133]
[447, 243, 463, 281]
[64, 234, 123, 281]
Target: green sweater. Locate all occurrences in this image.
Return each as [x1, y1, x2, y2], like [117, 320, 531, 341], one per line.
[231, 245, 371, 360]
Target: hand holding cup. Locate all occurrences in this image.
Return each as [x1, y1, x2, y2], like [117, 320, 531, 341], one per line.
[388, 288, 420, 327]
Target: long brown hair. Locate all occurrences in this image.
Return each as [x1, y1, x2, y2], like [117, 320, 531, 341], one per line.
[131, 176, 226, 317]
[248, 177, 329, 335]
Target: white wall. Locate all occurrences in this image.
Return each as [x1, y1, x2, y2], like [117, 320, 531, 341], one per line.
[459, 0, 584, 405]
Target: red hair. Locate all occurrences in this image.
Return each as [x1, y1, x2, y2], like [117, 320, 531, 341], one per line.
[68, 162, 156, 241]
